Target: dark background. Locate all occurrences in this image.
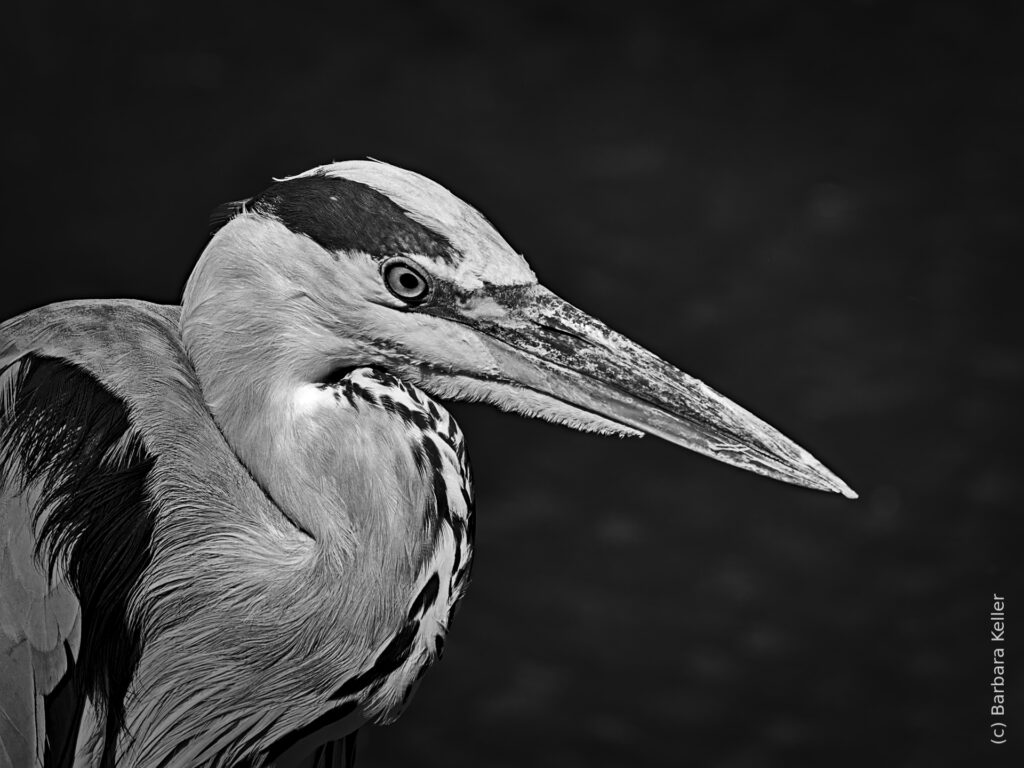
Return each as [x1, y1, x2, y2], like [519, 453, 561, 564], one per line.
[3, 1, 1021, 766]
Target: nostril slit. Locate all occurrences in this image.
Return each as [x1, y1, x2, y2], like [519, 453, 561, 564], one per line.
[537, 321, 582, 341]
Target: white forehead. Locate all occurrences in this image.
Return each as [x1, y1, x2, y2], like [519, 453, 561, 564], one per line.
[289, 160, 536, 288]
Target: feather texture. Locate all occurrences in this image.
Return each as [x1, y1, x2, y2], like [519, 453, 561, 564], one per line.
[0, 353, 157, 768]
[2, 300, 474, 767]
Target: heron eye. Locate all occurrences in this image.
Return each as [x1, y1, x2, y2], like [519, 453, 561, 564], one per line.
[384, 260, 430, 303]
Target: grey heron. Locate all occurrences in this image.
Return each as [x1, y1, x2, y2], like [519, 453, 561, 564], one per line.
[0, 160, 855, 768]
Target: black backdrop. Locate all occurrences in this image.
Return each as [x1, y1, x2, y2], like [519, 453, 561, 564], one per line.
[3, 2, 1020, 766]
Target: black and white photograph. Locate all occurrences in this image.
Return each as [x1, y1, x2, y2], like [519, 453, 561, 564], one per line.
[0, 2, 1018, 766]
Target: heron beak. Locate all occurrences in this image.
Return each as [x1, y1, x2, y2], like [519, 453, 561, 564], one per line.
[432, 283, 856, 498]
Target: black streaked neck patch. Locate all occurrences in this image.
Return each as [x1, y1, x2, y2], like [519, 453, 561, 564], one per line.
[240, 172, 458, 263]
[329, 620, 420, 702]
[0, 354, 156, 766]
[262, 701, 360, 767]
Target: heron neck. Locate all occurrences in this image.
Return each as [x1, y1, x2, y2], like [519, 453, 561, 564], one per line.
[184, 325, 431, 602]
[179, 245, 422, 589]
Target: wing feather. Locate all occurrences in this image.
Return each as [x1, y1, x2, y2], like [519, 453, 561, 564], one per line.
[1, 459, 80, 768]
[2, 299, 342, 767]
[0, 300, 175, 768]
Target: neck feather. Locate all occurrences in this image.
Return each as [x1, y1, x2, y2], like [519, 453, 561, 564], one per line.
[179, 224, 421, 587]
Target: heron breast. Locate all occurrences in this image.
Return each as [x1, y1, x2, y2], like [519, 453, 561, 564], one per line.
[316, 367, 475, 721]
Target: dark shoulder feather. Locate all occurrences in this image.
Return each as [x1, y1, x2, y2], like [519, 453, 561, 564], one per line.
[0, 352, 157, 767]
[42, 641, 85, 768]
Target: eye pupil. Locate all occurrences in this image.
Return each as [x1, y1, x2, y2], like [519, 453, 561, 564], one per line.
[399, 272, 420, 290]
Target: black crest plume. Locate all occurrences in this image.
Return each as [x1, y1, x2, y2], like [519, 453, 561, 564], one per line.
[209, 198, 250, 237]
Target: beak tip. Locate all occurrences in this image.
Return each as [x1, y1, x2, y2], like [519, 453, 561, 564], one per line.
[813, 462, 858, 500]
[789, 444, 858, 500]
[836, 482, 859, 500]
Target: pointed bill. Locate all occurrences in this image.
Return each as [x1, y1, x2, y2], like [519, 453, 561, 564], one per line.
[433, 284, 857, 499]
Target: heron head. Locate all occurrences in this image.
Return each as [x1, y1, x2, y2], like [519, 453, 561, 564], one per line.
[184, 160, 854, 498]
